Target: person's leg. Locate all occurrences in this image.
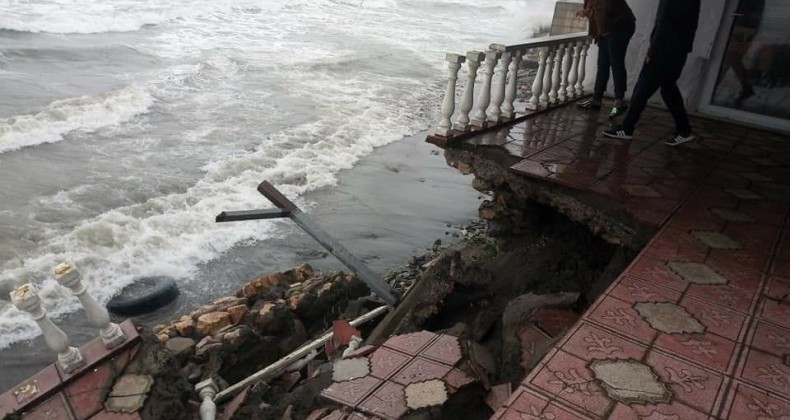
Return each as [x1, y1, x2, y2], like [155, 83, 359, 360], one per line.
[609, 29, 634, 106]
[620, 60, 662, 133]
[581, 37, 610, 109]
[594, 37, 611, 103]
[660, 56, 692, 135]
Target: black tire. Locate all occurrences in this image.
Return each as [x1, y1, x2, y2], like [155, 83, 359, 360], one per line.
[107, 276, 180, 316]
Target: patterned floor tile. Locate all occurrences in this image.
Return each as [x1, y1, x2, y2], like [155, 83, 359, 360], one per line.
[528, 350, 612, 417]
[357, 381, 408, 420]
[679, 295, 748, 342]
[654, 330, 739, 374]
[686, 282, 755, 314]
[390, 357, 452, 386]
[625, 257, 689, 292]
[607, 399, 708, 419]
[419, 334, 462, 366]
[646, 349, 727, 414]
[719, 380, 790, 419]
[320, 376, 382, 408]
[749, 320, 790, 358]
[382, 331, 437, 356]
[737, 347, 790, 396]
[608, 276, 681, 304]
[587, 296, 657, 344]
[560, 322, 647, 362]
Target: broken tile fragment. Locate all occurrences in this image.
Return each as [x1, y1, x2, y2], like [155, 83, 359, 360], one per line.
[332, 358, 371, 382]
[404, 380, 448, 410]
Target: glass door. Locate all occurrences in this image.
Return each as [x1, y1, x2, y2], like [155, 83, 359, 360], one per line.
[701, 0, 790, 131]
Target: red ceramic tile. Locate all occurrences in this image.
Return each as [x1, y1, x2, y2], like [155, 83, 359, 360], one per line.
[357, 381, 408, 420]
[22, 393, 72, 420]
[367, 347, 410, 380]
[504, 386, 549, 415]
[758, 298, 790, 327]
[719, 380, 790, 419]
[390, 357, 452, 386]
[738, 347, 790, 396]
[625, 257, 689, 292]
[609, 276, 682, 304]
[65, 361, 116, 420]
[519, 324, 552, 369]
[0, 364, 62, 418]
[320, 376, 382, 408]
[679, 295, 748, 342]
[750, 320, 790, 358]
[654, 331, 739, 374]
[686, 282, 755, 314]
[646, 349, 727, 414]
[419, 334, 462, 366]
[528, 350, 612, 417]
[764, 276, 790, 301]
[561, 322, 646, 361]
[382, 331, 437, 356]
[607, 400, 708, 419]
[539, 402, 595, 419]
[587, 296, 657, 344]
[443, 368, 477, 390]
[534, 307, 579, 337]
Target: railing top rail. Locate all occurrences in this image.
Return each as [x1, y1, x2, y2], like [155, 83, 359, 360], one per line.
[498, 32, 590, 53]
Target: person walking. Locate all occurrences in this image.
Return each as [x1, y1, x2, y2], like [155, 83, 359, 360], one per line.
[603, 0, 701, 146]
[576, 0, 636, 118]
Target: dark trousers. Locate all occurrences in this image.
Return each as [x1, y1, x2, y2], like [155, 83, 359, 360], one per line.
[594, 29, 634, 100]
[622, 54, 692, 134]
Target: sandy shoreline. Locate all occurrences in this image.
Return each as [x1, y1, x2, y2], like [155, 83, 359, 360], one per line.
[0, 132, 481, 392]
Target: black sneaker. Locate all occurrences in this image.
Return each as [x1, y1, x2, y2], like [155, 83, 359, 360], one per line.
[577, 99, 601, 110]
[603, 126, 633, 140]
[609, 104, 628, 118]
[665, 133, 696, 147]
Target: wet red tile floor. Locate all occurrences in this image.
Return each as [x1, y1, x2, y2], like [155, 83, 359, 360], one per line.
[458, 103, 790, 419]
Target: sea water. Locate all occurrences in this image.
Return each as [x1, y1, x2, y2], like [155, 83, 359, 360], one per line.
[0, 0, 555, 352]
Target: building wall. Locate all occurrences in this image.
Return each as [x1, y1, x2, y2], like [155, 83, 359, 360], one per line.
[623, 0, 728, 110]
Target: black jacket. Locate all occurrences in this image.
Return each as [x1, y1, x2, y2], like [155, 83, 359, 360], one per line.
[649, 0, 701, 58]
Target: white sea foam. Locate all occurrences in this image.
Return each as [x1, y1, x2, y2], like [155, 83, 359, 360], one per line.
[0, 0, 557, 349]
[0, 86, 155, 154]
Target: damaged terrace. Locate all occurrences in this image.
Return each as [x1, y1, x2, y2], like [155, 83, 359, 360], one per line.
[3, 28, 790, 420]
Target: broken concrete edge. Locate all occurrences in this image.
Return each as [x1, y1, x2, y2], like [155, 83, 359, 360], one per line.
[443, 147, 656, 250]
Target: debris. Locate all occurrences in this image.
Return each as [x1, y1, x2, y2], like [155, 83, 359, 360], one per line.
[484, 383, 512, 411]
[404, 379, 449, 410]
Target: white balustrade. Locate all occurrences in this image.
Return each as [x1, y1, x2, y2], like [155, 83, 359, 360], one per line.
[559, 42, 573, 102]
[526, 47, 548, 110]
[434, 53, 466, 137]
[502, 50, 523, 119]
[487, 44, 510, 123]
[10, 283, 85, 373]
[455, 51, 485, 132]
[549, 44, 564, 105]
[576, 41, 590, 97]
[54, 262, 127, 349]
[432, 32, 591, 136]
[567, 42, 581, 100]
[196, 378, 220, 420]
[540, 47, 555, 107]
[471, 50, 500, 128]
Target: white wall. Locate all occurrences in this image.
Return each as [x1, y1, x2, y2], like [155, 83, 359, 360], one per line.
[620, 0, 728, 110]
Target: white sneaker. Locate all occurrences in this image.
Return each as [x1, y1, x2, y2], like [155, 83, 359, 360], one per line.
[665, 133, 696, 147]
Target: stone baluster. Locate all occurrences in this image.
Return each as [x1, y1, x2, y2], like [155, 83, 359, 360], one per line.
[576, 40, 590, 97]
[540, 46, 555, 107]
[487, 44, 510, 123]
[502, 50, 523, 119]
[54, 262, 127, 349]
[455, 51, 485, 132]
[10, 283, 85, 373]
[471, 50, 501, 127]
[196, 378, 219, 420]
[549, 44, 564, 105]
[567, 42, 581, 100]
[559, 42, 573, 102]
[434, 53, 466, 137]
[526, 47, 548, 110]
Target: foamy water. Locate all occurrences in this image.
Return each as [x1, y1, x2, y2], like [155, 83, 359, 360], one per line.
[0, 0, 555, 349]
